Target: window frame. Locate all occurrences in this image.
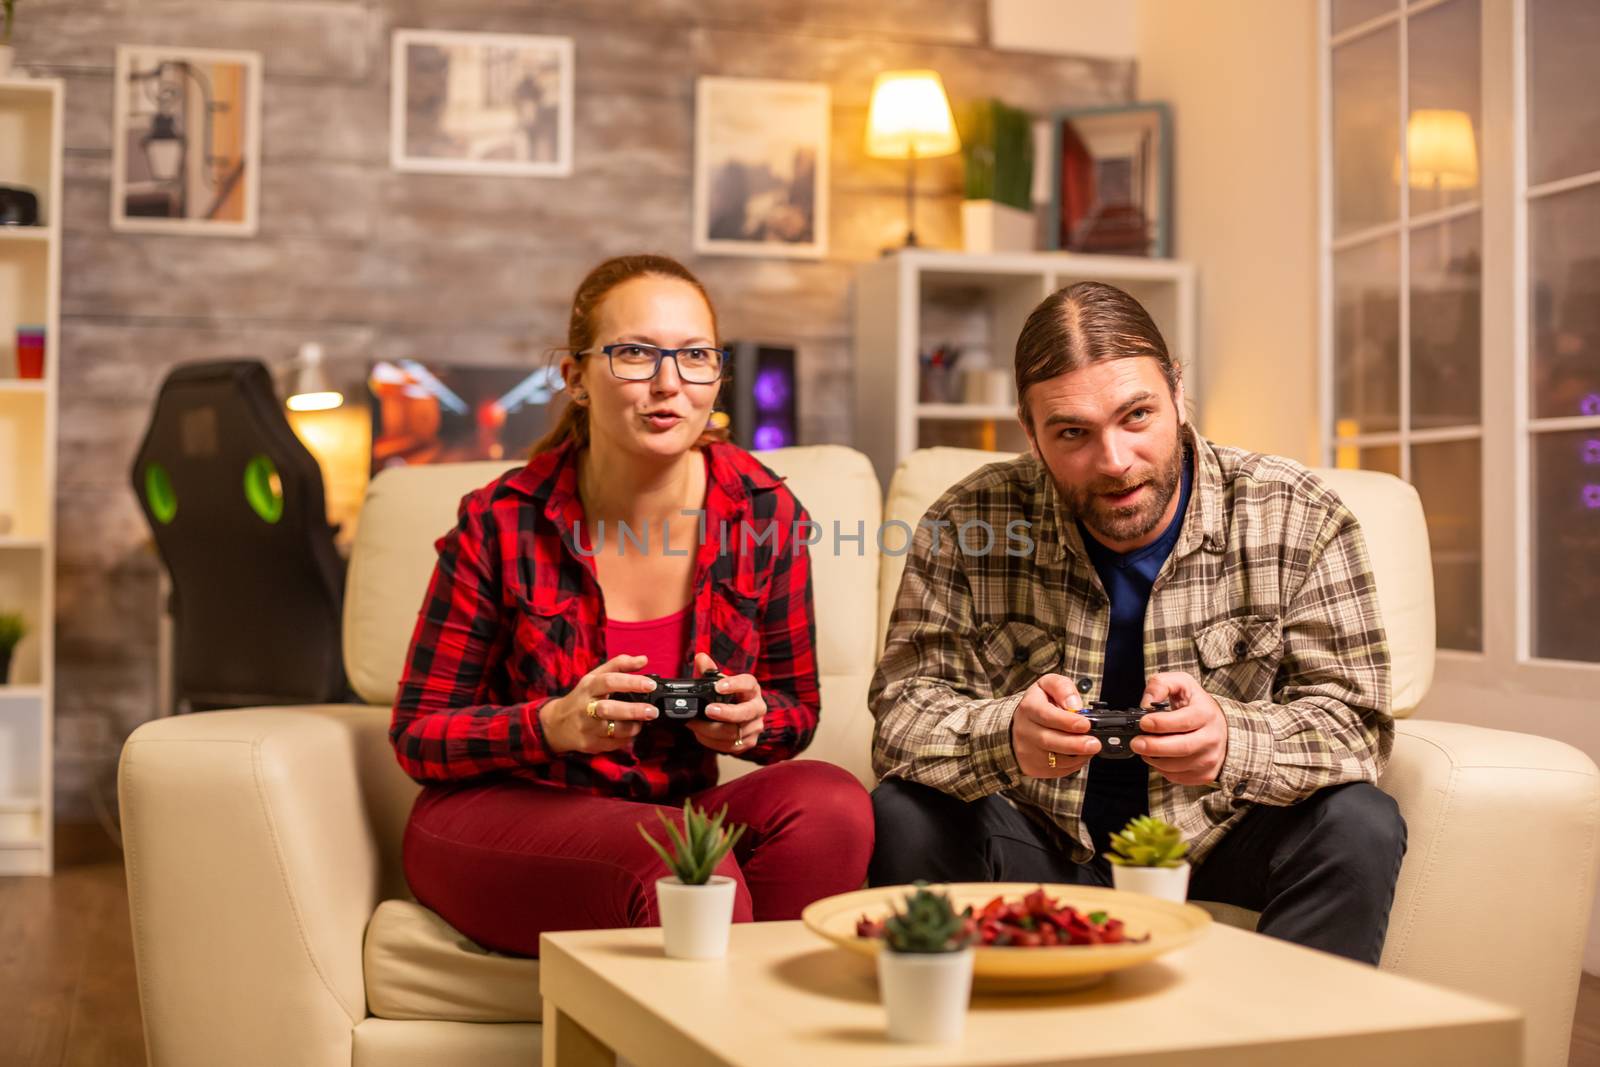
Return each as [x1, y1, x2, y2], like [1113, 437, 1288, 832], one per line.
[1319, 0, 1600, 695]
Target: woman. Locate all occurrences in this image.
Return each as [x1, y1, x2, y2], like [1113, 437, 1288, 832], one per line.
[393, 253, 872, 956]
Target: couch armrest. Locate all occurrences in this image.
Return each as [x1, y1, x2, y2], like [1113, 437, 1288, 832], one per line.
[1382, 719, 1600, 1067]
[120, 706, 386, 1067]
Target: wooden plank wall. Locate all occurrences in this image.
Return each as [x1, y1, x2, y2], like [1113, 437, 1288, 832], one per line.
[10, 0, 1132, 818]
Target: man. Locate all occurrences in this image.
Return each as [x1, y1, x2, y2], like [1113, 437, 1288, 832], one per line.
[868, 281, 1404, 965]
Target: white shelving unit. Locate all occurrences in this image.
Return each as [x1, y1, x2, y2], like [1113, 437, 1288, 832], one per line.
[852, 249, 1198, 485]
[0, 77, 63, 875]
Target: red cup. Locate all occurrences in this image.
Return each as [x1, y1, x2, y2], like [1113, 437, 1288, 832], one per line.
[15, 327, 44, 380]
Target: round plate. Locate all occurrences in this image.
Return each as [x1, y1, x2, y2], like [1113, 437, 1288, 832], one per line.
[801, 882, 1212, 993]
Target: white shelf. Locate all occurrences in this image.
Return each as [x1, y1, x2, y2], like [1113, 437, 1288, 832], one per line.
[0, 837, 44, 850]
[0, 795, 42, 851]
[917, 403, 1018, 421]
[893, 248, 1197, 284]
[0, 77, 59, 875]
[854, 250, 1198, 483]
[0, 226, 52, 244]
[0, 77, 55, 91]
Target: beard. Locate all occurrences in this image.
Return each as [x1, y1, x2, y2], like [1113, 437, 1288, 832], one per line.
[1056, 432, 1186, 547]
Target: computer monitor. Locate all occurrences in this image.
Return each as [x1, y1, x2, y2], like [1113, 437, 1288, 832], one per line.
[368, 359, 560, 472]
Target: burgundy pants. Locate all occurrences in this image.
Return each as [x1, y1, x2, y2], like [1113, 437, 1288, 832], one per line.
[402, 760, 874, 956]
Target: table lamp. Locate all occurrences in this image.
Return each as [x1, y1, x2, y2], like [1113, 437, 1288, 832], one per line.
[287, 341, 344, 412]
[1403, 108, 1478, 267]
[1405, 108, 1478, 196]
[865, 70, 960, 250]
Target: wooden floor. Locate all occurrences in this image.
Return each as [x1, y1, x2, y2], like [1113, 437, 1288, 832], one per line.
[0, 825, 145, 1067]
[1577, 971, 1600, 1067]
[1, 823, 1599, 1066]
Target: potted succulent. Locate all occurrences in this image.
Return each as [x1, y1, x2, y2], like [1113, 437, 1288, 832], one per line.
[956, 97, 1035, 253]
[0, 1, 16, 78]
[1108, 814, 1191, 903]
[877, 882, 976, 1043]
[638, 800, 746, 959]
[0, 612, 24, 684]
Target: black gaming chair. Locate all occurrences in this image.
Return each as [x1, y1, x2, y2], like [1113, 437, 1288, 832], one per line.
[130, 360, 348, 711]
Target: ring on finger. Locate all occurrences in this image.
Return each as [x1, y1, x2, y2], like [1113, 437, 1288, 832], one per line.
[732, 737, 744, 749]
[1047, 751, 1057, 769]
[586, 698, 600, 720]
[605, 719, 616, 739]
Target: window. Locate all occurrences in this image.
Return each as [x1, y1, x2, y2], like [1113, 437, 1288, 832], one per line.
[1522, 0, 1600, 663]
[1322, 0, 1600, 672]
[1324, 0, 1484, 653]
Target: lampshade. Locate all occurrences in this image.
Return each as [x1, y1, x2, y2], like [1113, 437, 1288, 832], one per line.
[865, 70, 961, 160]
[287, 342, 344, 412]
[1406, 109, 1478, 191]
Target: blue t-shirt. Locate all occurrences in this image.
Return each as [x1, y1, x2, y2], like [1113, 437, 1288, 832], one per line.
[1077, 450, 1193, 857]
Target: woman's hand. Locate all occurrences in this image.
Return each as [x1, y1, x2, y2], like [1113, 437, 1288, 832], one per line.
[685, 652, 766, 755]
[538, 654, 659, 755]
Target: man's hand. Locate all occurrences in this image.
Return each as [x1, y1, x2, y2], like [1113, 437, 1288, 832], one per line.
[1012, 674, 1099, 778]
[1133, 671, 1229, 785]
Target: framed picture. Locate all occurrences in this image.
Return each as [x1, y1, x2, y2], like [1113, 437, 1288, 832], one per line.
[1047, 102, 1171, 258]
[693, 77, 829, 258]
[111, 46, 263, 236]
[391, 29, 574, 177]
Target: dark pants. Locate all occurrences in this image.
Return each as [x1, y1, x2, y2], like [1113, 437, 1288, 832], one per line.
[868, 777, 1406, 965]
[405, 760, 874, 957]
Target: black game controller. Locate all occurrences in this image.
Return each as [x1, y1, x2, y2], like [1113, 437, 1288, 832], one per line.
[612, 671, 725, 722]
[1072, 677, 1168, 759]
[1079, 701, 1169, 758]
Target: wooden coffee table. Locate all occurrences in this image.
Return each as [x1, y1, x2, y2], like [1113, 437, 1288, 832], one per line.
[539, 920, 1521, 1066]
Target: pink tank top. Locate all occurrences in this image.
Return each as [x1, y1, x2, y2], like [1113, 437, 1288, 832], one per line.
[605, 606, 691, 678]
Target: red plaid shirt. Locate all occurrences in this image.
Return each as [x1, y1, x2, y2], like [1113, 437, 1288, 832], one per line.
[390, 439, 821, 800]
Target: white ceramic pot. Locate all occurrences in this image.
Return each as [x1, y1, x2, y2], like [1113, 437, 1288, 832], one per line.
[1112, 861, 1191, 904]
[0, 46, 14, 78]
[655, 875, 736, 959]
[877, 946, 975, 1043]
[960, 199, 1036, 254]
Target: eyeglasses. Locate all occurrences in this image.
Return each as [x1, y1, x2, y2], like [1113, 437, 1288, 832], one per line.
[583, 343, 728, 383]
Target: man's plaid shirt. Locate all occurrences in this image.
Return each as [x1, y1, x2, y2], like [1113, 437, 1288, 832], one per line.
[869, 425, 1393, 863]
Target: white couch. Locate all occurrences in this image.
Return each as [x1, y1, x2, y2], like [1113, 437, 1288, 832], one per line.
[119, 445, 1600, 1067]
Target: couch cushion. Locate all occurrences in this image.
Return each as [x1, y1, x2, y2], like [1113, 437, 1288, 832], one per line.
[726, 447, 880, 788]
[345, 447, 883, 709]
[345, 461, 519, 706]
[364, 899, 540, 1023]
[878, 447, 1003, 659]
[715, 674, 876, 789]
[751, 445, 882, 683]
[1311, 468, 1434, 717]
[879, 448, 1435, 717]
[1194, 900, 1261, 931]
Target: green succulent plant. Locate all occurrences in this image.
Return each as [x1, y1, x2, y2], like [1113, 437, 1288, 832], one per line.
[638, 800, 746, 886]
[1108, 815, 1189, 868]
[956, 98, 1034, 211]
[883, 882, 973, 954]
[0, 613, 25, 654]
